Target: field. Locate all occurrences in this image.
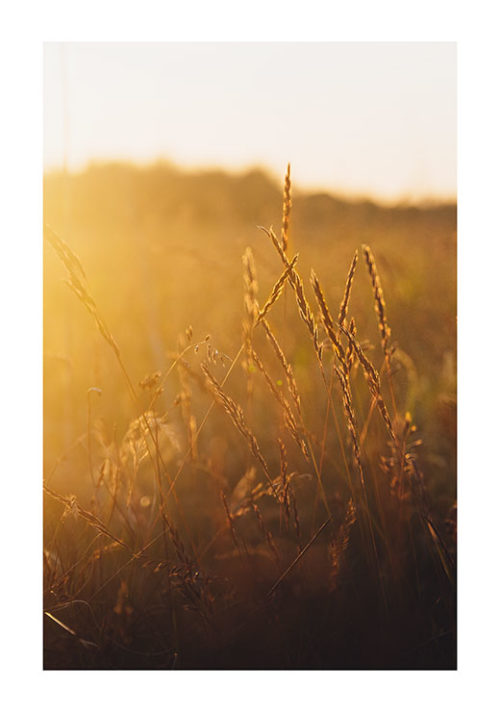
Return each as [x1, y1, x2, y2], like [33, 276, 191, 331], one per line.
[43, 162, 456, 669]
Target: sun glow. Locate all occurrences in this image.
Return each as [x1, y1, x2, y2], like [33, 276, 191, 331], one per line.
[44, 42, 456, 203]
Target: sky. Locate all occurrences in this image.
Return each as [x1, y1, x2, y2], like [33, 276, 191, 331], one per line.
[44, 42, 456, 203]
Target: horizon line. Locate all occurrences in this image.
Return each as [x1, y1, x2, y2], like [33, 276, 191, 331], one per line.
[43, 156, 457, 209]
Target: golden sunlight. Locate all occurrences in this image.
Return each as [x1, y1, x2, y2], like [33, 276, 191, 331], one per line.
[43, 42, 456, 671]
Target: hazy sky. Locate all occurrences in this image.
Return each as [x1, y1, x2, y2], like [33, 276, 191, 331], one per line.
[44, 42, 456, 202]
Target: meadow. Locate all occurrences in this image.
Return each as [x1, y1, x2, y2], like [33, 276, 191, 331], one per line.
[43, 162, 456, 669]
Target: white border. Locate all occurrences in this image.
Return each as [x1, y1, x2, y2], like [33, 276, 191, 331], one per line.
[2, 1, 499, 709]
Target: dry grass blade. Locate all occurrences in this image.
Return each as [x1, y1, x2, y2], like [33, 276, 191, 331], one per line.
[253, 328, 330, 517]
[44, 224, 86, 281]
[338, 250, 358, 328]
[268, 515, 333, 596]
[340, 324, 396, 442]
[43, 483, 133, 554]
[281, 163, 292, 252]
[251, 347, 309, 459]
[259, 225, 320, 355]
[424, 515, 455, 585]
[260, 318, 301, 415]
[257, 253, 298, 323]
[177, 361, 198, 461]
[221, 490, 241, 550]
[362, 244, 391, 355]
[44, 226, 118, 357]
[329, 498, 357, 591]
[44, 612, 99, 650]
[162, 513, 193, 567]
[201, 363, 276, 493]
[291, 270, 321, 355]
[345, 318, 357, 371]
[310, 269, 346, 363]
[163, 343, 245, 503]
[44, 224, 137, 401]
[278, 438, 290, 526]
[334, 365, 365, 488]
[242, 247, 259, 329]
[252, 502, 280, 562]
[242, 247, 259, 401]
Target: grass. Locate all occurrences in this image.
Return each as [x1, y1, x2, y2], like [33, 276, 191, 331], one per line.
[43, 163, 456, 669]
